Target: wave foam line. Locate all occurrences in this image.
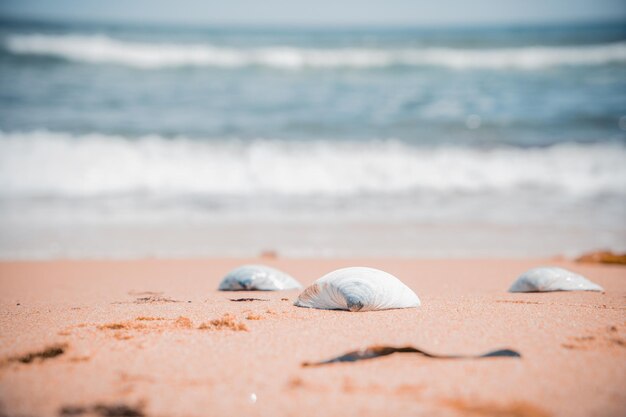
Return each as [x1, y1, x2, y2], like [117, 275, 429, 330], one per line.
[5, 34, 626, 69]
[0, 131, 624, 198]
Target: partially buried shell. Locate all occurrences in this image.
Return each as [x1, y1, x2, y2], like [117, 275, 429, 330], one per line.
[218, 265, 302, 291]
[508, 267, 603, 292]
[294, 267, 420, 312]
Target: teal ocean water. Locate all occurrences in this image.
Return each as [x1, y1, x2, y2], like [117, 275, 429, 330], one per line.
[0, 19, 624, 257]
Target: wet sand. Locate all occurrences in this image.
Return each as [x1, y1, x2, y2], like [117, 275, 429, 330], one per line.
[0, 258, 624, 417]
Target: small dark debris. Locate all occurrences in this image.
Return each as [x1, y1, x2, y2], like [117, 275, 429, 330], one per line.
[59, 405, 87, 416]
[611, 338, 626, 347]
[16, 303, 20, 306]
[112, 295, 181, 305]
[59, 403, 144, 417]
[229, 298, 269, 302]
[11, 344, 66, 364]
[281, 298, 289, 301]
[495, 300, 541, 305]
[93, 404, 143, 417]
[303, 345, 521, 367]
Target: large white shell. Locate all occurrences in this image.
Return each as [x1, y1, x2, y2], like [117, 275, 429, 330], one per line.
[294, 267, 420, 312]
[218, 265, 302, 291]
[509, 267, 603, 292]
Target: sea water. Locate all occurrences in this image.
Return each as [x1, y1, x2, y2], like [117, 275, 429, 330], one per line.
[0, 19, 624, 258]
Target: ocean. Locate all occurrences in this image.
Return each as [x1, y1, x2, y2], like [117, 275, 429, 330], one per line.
[0, 19, 625, 258]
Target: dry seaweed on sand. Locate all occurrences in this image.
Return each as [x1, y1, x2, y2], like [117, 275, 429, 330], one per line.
[198, 314, 249, 331]
[59, 403, 144, 417]
[133, 295, 181, 304]
[229, 298, 270, 302]
[302, 345, 521, 367]
[112, 295, 181, 305]
[442, 398, 551, 417]
[575, 250, 626, 265]
[7, 344, 66, 365]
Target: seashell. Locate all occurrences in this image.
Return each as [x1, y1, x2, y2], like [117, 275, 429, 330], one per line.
[218, 265, 302, 291]
[294, 267, 420, 312]
[508, 267, 603, 292]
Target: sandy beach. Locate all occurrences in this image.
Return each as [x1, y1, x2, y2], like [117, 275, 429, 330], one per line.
[0, 258, 624, 417]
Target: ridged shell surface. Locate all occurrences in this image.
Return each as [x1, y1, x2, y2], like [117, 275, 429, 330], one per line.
[509, 267, 603, 292]
[294, 267, 420, 311]
[218, 265, 302, 291]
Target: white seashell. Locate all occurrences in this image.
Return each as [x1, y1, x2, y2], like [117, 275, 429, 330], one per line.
[218, 265, 302, 291]
[509, 267, 603, 292]
[294, 267, 420, 312]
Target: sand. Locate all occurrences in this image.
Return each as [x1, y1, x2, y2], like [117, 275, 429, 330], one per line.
[0, 258, 624, 417]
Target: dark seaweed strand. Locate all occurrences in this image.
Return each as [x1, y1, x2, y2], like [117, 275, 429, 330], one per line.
[302, 346, 521, 366]
[13, 345, 66, 364]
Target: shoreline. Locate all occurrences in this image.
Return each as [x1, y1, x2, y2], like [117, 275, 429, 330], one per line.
[2, 221, 624, 260]
[1, 257, 625, 416]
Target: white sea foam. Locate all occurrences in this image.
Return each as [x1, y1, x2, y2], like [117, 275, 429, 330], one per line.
[0, 131, 624, 198]
[5, 34, 626, 69]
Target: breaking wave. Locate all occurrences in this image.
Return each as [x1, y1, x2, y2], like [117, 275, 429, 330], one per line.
[5, 33, 626, 70]
[0, 130, 624, 198]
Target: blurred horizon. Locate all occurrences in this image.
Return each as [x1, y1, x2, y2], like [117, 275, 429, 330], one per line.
[1, 14, 626, 33]
[1, 0, 625, 28]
